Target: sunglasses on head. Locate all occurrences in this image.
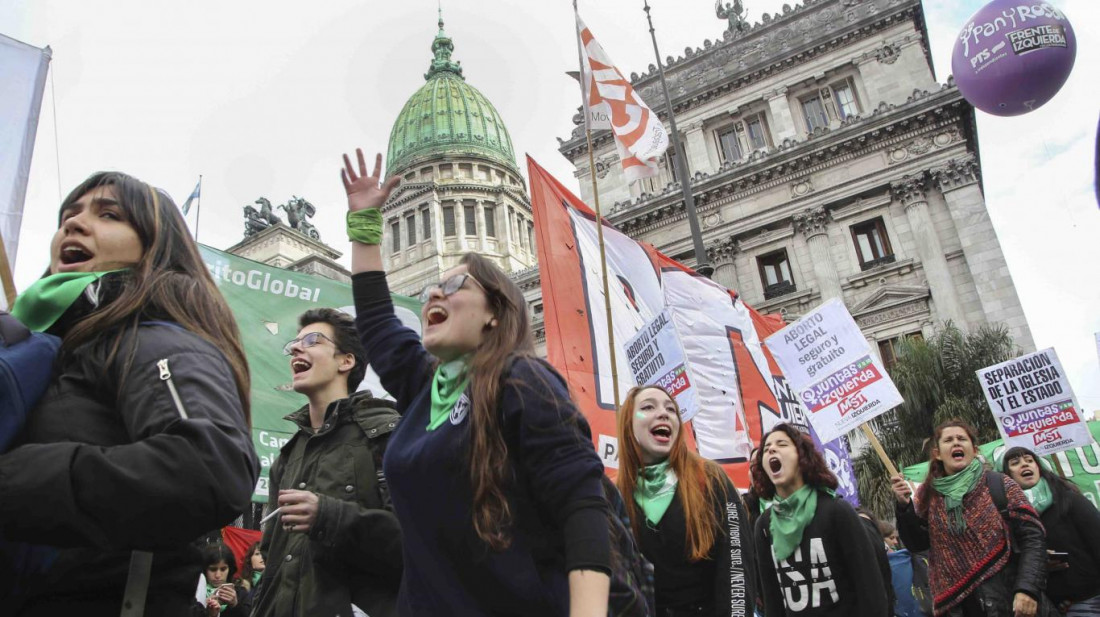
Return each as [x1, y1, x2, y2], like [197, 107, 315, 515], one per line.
[282, 331, 336, 356]
[418, 272, 486, 304]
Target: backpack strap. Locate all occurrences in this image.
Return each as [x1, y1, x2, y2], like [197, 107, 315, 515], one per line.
[986, 471, 1009, 519]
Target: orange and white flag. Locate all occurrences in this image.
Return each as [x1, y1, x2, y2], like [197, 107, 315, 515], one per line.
[576, 13, 668, 184]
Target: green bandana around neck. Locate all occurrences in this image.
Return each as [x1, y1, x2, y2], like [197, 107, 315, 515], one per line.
[633, 460, 678, 526]
[251, 571, 262, 587]
[769, 484, 820, 563]
[205, 582, 229, 612]
[428, 357, 470, 431]
[931, 457, 983, 533]
[11, 271, 120, 333]
[1024, 477, 1054, 514]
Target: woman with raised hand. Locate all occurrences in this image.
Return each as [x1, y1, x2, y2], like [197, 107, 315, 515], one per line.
[615, 385, 756, 617]
[341, 148, 610, 617]
[1000, 446, 1100, 616]
[891, 420, 1049, 617]
[0, 172, 258, 616]
[753, 423, 887, 617]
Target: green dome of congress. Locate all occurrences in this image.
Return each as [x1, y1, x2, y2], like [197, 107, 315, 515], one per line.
[386, 14, 519, 177]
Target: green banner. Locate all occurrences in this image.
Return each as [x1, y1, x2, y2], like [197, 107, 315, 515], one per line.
[198, 245, 421, 502]
[902, 421, 1100, 508]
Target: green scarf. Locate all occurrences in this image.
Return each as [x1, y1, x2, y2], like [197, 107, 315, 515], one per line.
[633, 460, 678, 526]
[251, 571, 262, 588]
[769, 484, 819, 563]
[11, 271, 117, 333]
[428, 357, 470, 431]
[931, 457, 983, 533]
[1024, 477, 1054, 514]
[204, 582, 228, 612]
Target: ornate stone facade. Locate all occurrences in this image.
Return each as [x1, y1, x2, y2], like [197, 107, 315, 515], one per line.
[540, 0, 1033, 363]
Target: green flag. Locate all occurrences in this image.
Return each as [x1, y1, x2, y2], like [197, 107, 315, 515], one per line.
[199, 245, 421, 502]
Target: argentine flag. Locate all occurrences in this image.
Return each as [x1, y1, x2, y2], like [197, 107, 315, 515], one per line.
[181, 180, 200, 215]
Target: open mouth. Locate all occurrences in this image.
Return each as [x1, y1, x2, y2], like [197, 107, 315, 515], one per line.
[768, 456, 782, 474]
[649, 424, 672, 444]
[1021, 469, 1035, 478]
[426, 306, 449, 326]
[60, 244, 93, 266]
[951, 448, 965, 461]
[290, 358, 312, 375]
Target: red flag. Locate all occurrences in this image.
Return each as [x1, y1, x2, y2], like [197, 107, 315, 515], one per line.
[221, 526, 262, 576]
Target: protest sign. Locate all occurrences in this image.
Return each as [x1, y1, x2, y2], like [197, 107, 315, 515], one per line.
[624, 309, 699, 422]
[764, 298, 903, 443]
[978, 347, 1089, 456]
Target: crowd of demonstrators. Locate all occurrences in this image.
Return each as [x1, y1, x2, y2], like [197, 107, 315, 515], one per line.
[198, 543, 250, 616]
[343, 148, 612, 616]
[0, 172, 258, 616]
[752, 424, 888, 617]
[999, 446, 1100, 615]
[252, 308, 403, 617]
[615, 385, 756, 617]
[892, 421, 1051, 617]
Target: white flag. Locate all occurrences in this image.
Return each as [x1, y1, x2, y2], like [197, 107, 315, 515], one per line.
[576, 13, 668, 184]
[0, 34, 51, 294]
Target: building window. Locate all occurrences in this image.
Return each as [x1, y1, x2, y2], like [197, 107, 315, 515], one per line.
[717, 126, 743, 162]
[801, 95, 829, 133]
[666, 147, 679, 182]
[527, 221, 534, 252]
[757, 249, 795, 299]
[878, 332, 924, 371]
[533, 302, 543, 315]
[443, 205, 456, 237]
[831, 79, 860, 120]
[850, 217, 895, 271]
[421, 207, 431, 240]
[484, 205, 496, 237]
[464, 204, 477, 236]
[744, 113, 771, 150]
[390, 221, 400, 253]
[405, 214, 416, 246]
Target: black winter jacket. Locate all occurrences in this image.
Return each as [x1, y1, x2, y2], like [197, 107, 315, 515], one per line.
[1040, 481, 1100, 605]
[252, 392, 402, 617]
[0, 322, 259, 616]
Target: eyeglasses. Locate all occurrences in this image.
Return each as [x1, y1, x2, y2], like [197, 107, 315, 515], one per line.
[282, 331, 337, 356]
[418, 273, 486, 304]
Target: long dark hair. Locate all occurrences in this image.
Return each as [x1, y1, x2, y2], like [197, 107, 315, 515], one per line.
[54, 172, 251, 422]
[201, 543, 237, 581]
[238, 541, 262, 588]
[1001, 446, 1080, 496]
[615, 385, 728, 561]
[459, 252, 536, 551]
[752, 423, 838, 500]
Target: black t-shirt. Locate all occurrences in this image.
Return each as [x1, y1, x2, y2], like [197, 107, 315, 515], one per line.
[755, 491, 887, 617]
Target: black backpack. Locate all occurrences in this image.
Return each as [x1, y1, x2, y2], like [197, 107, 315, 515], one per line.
[602, 476, 656, 617]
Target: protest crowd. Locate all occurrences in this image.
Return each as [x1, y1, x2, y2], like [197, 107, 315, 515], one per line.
[0, 144, 1095, 617]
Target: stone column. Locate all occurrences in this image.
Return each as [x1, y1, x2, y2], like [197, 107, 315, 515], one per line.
[683, 121, 713, 175]
[707, 240, 740, 293]
[475, 201, 487, 252]
[793, 207, 843, 302]
[931, 156, 1035, 350]
[766, 87, 797, 142]
[891, 173, 967, 330]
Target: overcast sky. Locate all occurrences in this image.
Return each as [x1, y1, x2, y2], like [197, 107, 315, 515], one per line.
[4, 0, 1098, 411]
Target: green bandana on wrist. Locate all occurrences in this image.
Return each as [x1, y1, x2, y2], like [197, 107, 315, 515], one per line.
[931, 457, 983, 533]
[633, 460, 678, 526]
[11, 271, 119, 333]
[1024, 477, 1054, 514]
[347, 208, 383, 245]
[428, 357, 470, 431]
[769, 484, 821, 563]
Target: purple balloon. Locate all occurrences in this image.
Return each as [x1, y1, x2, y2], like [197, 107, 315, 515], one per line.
[951, 0, 1077, 116]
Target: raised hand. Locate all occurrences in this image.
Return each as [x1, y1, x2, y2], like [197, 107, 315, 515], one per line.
[890, 474, 913, 504]
[341, 148, 401, 213]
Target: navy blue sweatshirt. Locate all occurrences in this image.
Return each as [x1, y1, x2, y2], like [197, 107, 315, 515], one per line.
[353, 272, 610, 617]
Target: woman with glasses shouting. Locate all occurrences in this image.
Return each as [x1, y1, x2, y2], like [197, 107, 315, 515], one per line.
[341, 149, 611, 617]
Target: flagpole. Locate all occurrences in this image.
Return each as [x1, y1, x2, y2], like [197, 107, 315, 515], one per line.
[642, 0, 713, 278]
[194, 174, 203, 243]
[574, 0, 622, 409]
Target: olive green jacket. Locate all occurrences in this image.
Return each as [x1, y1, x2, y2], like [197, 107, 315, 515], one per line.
[252, 392, 402, 617]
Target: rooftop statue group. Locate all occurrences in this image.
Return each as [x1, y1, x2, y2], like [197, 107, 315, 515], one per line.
[243, 196, 320, 241]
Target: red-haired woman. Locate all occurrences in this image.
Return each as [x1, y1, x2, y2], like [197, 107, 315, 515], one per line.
[753, 424, 887, 617]
[891, 420, 1049, 617]
[616, 385, 756, 617]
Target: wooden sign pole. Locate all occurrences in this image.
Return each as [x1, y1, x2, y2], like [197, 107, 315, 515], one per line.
[860, 423, 899, 477]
